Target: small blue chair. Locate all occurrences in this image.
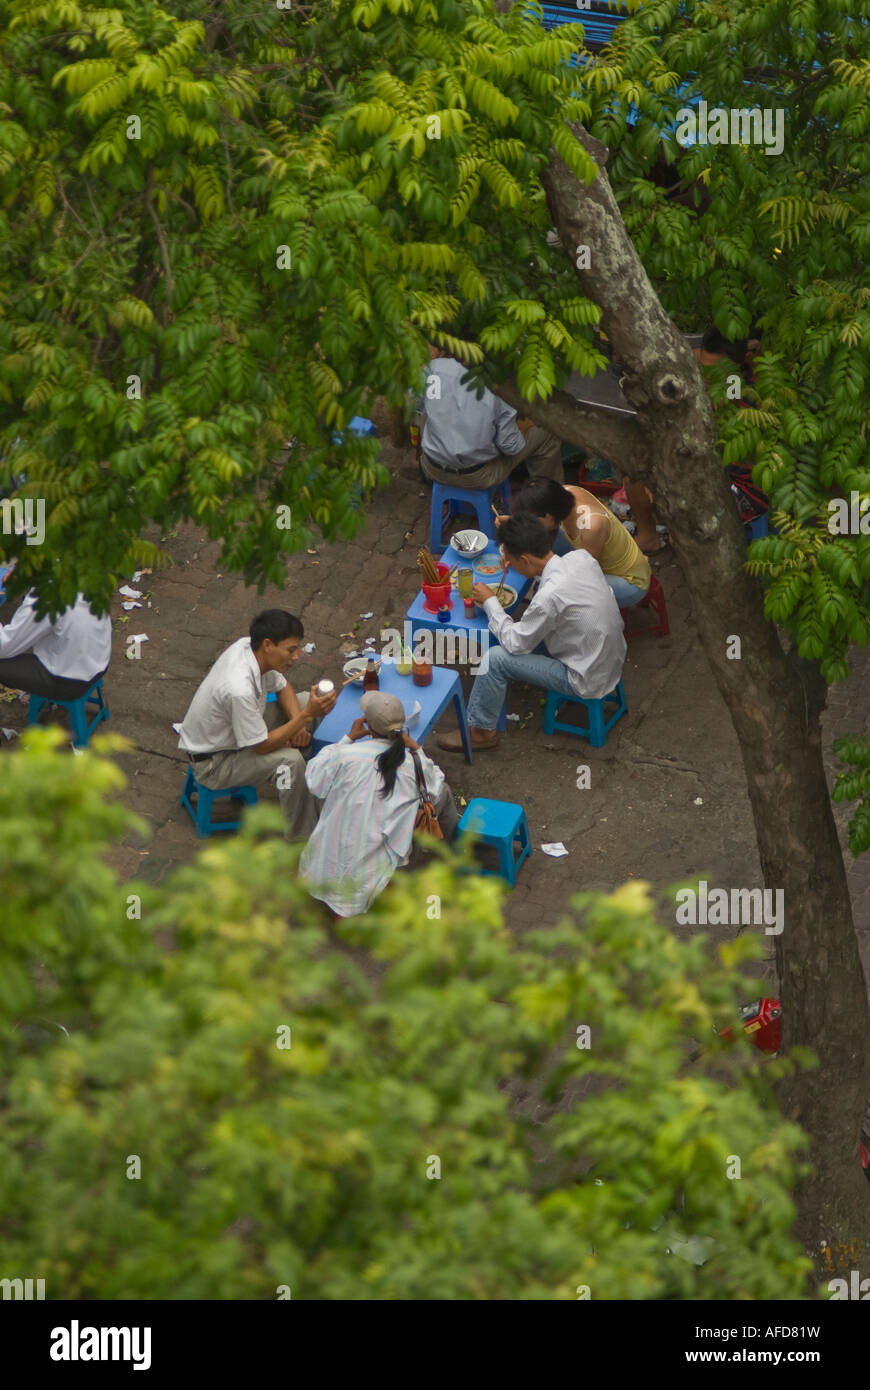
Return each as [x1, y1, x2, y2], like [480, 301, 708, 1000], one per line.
[543, 681, 627, 748]
[456, 797, 532, 886]
[332, 416, 377, 444]
[180, 765, 259, 838]
[27, 678, 110, 748]
[429, 480, 511, 554]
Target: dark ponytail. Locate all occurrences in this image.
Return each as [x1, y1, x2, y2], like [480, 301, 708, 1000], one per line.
[376, 730, 407, 798]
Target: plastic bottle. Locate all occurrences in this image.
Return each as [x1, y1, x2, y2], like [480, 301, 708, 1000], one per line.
[363, 659, 380, 691]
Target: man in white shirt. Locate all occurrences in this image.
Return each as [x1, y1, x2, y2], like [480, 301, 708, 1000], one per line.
[420, 345, 564, 489]
[437, 514, 626, 752]
[178, 609, 337, 840]
[0, 590, 112, 700]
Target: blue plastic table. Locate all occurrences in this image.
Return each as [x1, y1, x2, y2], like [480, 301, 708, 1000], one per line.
[310, 660, 473, 762]
[406, 543, 531, 652]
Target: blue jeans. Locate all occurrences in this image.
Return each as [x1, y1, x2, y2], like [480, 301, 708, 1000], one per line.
[466, 646, 576, 730]
[608, 573, 649, 608]
[550, 531, 648, 608]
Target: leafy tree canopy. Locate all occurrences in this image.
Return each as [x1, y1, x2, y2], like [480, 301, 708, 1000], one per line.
[3, 0, 870, 758]
[0, 731, 812, 1299]
[1, 0, 869, 674]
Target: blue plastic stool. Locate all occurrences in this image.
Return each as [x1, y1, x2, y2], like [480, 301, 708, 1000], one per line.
[180, 765, 259, 838]
[456, 797, 532, 886]
[27, 678, 110, 748]
[332, 416, 377, 444]
[429, 480, 511, 554]
[543, 681, 627, 748]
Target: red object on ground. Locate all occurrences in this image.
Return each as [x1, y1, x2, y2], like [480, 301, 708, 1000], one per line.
[624, 574, 670, 640]
[422, 563, 452, 614]
[719, 997, 783, 1053]
[720, 1004, 870, 1179]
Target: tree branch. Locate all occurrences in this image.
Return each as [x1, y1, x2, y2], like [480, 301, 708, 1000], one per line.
[492, 379, 645, 474]
[145, 173, 174, 326]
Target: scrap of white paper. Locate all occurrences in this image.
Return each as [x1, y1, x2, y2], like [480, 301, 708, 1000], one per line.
[119, 585, 142, 599]
[303, 642, 316, 653]
[359, 611, 374, 619]
[1, 727, 19, 740]
[541, 842, 569, 858]
[122, 601, 142, 611]
[131, 569, 152, 582]
[694, 797, 703, 806]
[506, 712, 520, 722]
[131, 633, 149, 643]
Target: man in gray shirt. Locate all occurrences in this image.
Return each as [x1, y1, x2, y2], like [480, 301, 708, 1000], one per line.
[420, 345, 564, 489]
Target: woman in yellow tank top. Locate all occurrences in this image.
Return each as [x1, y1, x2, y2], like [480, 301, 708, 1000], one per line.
[510, 480, 651, 607]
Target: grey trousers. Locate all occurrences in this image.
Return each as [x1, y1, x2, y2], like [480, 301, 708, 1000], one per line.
[421, 425, 564, 489]
[193, 695, 317, 841]
[0, 653, 107, 701]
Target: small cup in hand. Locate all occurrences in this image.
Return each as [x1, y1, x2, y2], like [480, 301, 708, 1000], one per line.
[310, 684, 338, 718]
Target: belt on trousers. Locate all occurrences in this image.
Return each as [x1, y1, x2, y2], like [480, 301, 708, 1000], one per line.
[424, 452, 499, 475]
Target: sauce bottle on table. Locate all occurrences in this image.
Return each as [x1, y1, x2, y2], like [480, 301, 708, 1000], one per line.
[363, 658, 380, 692]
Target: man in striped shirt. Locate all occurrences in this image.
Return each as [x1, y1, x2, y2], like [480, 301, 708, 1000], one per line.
[438, 514, 626, 753]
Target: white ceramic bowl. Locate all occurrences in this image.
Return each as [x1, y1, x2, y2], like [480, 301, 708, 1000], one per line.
[475, 584, 518, 614]
[343, 655, 383, 683]
[452, 528, 489, 559]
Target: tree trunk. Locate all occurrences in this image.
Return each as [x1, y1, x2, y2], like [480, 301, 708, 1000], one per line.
[532, 124, 870, 1272]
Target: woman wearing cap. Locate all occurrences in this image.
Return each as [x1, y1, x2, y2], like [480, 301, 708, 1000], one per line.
[299, 691, 459, 918]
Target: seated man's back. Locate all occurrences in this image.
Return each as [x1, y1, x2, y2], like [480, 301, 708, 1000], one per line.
[419, 347, 564, 490]
[532, 547, 626, 701]
[422, 356, 525, 470]
[0, 590, 112, 700]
